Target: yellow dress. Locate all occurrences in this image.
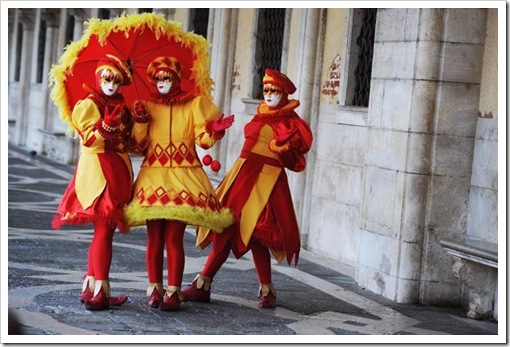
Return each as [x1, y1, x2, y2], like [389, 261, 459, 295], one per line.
[124, 95, 233, 231]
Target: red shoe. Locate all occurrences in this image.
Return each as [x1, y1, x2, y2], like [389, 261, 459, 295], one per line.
[84, 287, 109, 311]
[160, 292, 181, 311]
[109, 296, 128, 306]
[81, 287, 127, 306]
[182, 280, 211, 302]
[148, 287, 163, 308]
[258, 291, 277, 309]
[80, 286, 93, 303]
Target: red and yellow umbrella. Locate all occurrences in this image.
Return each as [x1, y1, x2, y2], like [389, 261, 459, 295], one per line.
[49, 12, 213, 134]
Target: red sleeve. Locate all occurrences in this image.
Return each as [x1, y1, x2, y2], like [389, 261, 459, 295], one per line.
[273, 114, 313, 172]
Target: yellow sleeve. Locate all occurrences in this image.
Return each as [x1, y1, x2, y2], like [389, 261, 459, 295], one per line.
[71, 98, 105, 148]
[191, 96, 221, 150]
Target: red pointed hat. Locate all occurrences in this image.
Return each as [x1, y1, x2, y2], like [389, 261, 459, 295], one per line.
[263, 69, 296, 95]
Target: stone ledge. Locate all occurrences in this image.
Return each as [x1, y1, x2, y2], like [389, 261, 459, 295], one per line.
[440, 238, 497, 268]
[440, 237, 498, 320]
[38, 128, 66, 137]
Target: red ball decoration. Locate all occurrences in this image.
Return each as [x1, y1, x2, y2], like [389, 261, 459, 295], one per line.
[202, 154, 212, 166]
[210, 160, 221, 172]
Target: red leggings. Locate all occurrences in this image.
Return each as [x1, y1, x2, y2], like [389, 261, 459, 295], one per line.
[146, 219, 186, 286]
[86, 220, 115, 280]
[201, 240, 272, 285]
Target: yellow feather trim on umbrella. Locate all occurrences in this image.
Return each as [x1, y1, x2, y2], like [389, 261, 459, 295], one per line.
[49, 12, 214, 135]
[124, 201, 234, 233]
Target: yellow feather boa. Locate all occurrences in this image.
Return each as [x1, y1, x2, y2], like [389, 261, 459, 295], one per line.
[49, 12, 214, 135]
[124, 201, 234, 233]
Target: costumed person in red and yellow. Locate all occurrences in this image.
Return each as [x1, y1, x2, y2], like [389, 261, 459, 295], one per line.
[182, 69, 313, 308]
[125, 56, 235, 311]
[52, 54, 134, 310]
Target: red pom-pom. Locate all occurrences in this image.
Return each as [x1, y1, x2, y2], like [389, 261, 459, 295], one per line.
[210, 160, 221, 172]
[202, 154, 212, 166]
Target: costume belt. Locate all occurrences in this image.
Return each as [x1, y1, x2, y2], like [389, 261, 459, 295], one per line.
[240, 150, 281, 167]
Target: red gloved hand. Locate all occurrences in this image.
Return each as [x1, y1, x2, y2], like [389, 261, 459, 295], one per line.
[132, 101, 150, 123]
[102, 104, 123, 132]
[210, 113, 235, 132]
[275, 125, 297, 146]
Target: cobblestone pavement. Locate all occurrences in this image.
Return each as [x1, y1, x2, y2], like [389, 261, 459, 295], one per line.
[3, 144, 501, 343]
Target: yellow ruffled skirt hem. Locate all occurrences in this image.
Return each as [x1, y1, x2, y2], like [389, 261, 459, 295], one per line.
[124, 201, 234, 232]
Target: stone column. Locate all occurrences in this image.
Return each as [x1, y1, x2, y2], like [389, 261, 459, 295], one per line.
[8, 9, 19, 82]
[41, 9, 60, 130]
[357, 8, 487, 304]
[288, 8, 322, 236]
[14, 9, 36, 146]
[155, 8, 176, 21]
[205, 9, 238, 177]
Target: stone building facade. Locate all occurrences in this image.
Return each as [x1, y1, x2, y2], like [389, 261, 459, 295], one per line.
[6, 7, 500, 320]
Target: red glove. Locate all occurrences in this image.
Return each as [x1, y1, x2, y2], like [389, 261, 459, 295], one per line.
[102, 104, 123, 132]
[132, 101, 150, 123]
[209, 113, 235, 132]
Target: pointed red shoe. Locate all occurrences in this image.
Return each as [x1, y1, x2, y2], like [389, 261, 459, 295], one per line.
[148, 287, 163, 308]
[258, 291, 277, 309]
[109, 296, 128, 306]
[84, 287, 109, 311]
[160, 292, 181, 311]
[80, 286, 93, 303]
[81, 288, 127, 306]
[182, 280, 211, 302]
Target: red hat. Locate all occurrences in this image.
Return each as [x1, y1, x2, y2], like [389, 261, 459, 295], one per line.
[95, 54, 132, 86]
[147, 56, 183, 84]
[263, 69, 296, 95]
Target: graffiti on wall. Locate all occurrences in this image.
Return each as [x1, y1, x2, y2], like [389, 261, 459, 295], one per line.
[321, 54, 341, 105]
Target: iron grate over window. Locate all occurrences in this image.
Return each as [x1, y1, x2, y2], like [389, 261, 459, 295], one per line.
[352, 8, 377, 107]
[253, 8, 285, 99]
[192, 9, 210, 39]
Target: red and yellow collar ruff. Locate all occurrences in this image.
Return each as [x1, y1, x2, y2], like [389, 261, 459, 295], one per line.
[256, 99, 300, 118]
[150, 90, 195, 105]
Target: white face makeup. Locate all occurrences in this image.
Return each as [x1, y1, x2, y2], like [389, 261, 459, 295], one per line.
[263, 84, 283, 107]
[157, 81, 173, 95]
[100, 81, 120, 96]
[99, 68, 121, 96]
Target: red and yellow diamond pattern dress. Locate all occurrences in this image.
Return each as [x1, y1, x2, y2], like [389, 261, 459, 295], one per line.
[124, 94, 233, 231]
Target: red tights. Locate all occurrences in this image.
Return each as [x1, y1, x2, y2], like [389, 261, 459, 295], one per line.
[146, 219, 186, 286]
[201, 240, 272, 285]
[86, 220, 115, 280]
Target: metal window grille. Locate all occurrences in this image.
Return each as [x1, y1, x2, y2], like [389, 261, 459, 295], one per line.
[352, 8, 377, 107]
[192, 9, 210, 39]
[253, 8, 285, 99]
[36, 19, 46, 83]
